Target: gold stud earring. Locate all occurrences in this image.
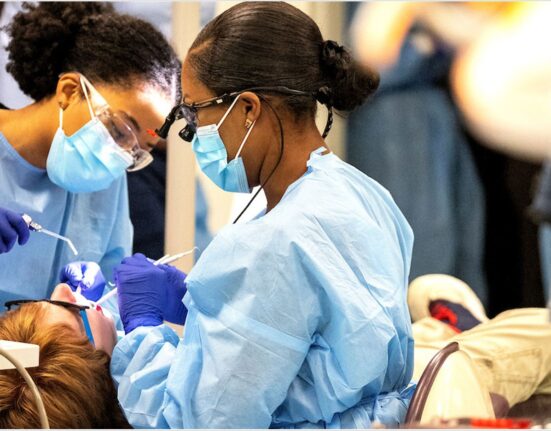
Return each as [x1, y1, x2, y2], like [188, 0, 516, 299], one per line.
[245, 119, 253, 129]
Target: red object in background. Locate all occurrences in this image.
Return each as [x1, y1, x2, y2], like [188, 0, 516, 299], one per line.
[469, 418, 532, 428]
[429, 302, 461, 333]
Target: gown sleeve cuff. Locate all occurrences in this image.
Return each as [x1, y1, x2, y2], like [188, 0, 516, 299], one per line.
[111, 324, 179, 386]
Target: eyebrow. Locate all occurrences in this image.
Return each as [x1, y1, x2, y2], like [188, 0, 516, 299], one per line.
[120, 112, 141, 132]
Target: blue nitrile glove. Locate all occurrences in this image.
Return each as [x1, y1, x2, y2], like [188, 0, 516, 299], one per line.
[0, 208, 30, 254]
[158, 264, 188, 325]
[114, 253, 165, 334]
[60, 262, 106, 301]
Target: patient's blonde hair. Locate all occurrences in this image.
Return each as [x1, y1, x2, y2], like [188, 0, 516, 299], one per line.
[0, 302, 130, 428]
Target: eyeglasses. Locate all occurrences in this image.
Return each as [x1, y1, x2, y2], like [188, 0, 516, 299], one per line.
[156, 86, 312, 142]
[80, 75, 153, 172]
[5, 299, 95, 345]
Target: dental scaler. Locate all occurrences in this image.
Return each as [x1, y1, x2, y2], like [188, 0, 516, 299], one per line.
[21, 214, 79, 256]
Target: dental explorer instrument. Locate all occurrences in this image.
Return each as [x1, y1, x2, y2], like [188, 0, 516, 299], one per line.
[21, 214, 79, 256]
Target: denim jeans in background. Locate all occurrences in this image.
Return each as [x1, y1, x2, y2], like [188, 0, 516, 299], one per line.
[346, 29, 487, 303]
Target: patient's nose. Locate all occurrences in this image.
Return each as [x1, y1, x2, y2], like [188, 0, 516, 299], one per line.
[50, 283, 77, 303]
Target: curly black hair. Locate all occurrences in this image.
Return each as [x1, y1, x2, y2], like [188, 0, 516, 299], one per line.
[3, 2, 181, 102]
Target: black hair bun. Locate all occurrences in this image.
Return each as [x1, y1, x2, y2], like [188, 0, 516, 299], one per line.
[320, 39, 380, 111]
[5, 2, 114, 100]
[321, 40, 346, 69]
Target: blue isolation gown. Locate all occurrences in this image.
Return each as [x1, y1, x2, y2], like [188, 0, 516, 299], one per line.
[111, 149, 415, 428]
[0, 132, 132, 303]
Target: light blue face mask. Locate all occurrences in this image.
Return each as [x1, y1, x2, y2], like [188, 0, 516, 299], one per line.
[46, 78, 133, 193]
[192, 95, 256, 194]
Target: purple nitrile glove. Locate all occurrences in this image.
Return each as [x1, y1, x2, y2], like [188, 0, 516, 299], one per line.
[158, 263, 188, 325]
[0, 208, 30, 254]
[60, 262, 106, 301]
[114, 253, 165, 334]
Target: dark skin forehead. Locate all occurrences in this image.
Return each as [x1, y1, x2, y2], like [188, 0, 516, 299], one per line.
[181, 59, 218, 104]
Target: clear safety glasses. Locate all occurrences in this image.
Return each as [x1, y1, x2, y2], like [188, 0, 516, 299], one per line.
[80, 75, 153, 172]
[156, 86, 311, 142]
[5, 299, 95, 345]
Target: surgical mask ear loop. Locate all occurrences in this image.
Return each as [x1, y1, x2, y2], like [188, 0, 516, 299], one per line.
[57, 76, 102, 132]
[215, 94, 243, 129]
[59, 107, 64, 130]
[216, 93, 256, 160]
[233, 120, 256, 161]
[79, 76, 96, 121]
[233, 95, 284, 224]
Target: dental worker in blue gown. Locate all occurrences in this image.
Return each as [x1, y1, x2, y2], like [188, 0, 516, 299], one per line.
[0, 2, 180, 303]
[111, 2, 416, 428]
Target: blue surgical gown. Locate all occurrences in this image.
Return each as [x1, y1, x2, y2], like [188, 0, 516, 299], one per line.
[0, 132, 132, 303]
[111, 150, 415, 428]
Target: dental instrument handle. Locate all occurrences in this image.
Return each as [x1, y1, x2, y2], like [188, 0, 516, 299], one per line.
[21, 213, 43, 232]
[156, 249, 197, 266]
[154, 254, 171, 265]
[21, 213, 78, 256]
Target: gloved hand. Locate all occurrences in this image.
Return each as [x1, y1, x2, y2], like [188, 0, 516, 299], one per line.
[114, 254, 189, 333]
[59, 262, 106, 301]
[157, 263, 188, 325]
[114, 253, 166, 333]
[0, 208, 30, 254]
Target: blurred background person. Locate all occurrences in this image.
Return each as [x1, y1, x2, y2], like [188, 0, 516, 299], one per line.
[350, 3, 548, 316]
[452, 2, 551, 306]
[348, 3, 491, 305]
[0, 2, 32, 109]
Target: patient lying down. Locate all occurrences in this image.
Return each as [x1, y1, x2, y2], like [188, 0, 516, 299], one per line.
[0, 284, 129, 428]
